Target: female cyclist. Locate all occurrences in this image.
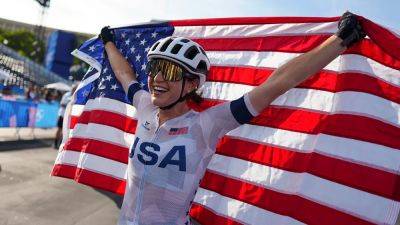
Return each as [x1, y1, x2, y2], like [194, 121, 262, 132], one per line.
[100, 12, 365, 225]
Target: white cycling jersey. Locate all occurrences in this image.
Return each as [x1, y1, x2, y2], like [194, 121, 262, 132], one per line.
[118, 81, 259, 225]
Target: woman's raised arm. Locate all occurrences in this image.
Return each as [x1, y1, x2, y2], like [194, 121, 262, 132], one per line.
[248, 12, 365, 113]
[100, 27, 137, 93]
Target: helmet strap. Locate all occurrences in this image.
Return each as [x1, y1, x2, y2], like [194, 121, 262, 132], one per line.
[159, 78, 188, 110]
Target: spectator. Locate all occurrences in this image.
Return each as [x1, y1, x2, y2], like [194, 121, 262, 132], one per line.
[25, 85, 36, 100]
[1, 85, 16, 100]
[54, 83, 78, 149]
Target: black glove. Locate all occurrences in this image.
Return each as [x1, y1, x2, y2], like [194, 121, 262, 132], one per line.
[99, 26, 115, 45]
[335, 11, 366, 47]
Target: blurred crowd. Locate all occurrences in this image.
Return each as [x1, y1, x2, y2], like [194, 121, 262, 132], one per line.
[0, 83, 65, 103]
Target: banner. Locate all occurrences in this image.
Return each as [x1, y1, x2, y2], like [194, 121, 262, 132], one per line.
[34, 102, 59, 128]
[0, 98, 59, 128]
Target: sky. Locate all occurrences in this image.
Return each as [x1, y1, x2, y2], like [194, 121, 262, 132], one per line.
[0, 0, 399, 35]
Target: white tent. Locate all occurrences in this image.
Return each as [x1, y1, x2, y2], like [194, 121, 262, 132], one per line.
[45, 82, 71, 91]
[0, 69, 11, 79]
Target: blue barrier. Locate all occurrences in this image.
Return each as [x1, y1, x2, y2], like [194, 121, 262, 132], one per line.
[0, 98, 60, 128]
[35, 102, 59, 128]
[11, 86, 25, 95]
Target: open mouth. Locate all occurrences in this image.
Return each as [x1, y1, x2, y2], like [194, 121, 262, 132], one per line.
[152, 86, 169, 94]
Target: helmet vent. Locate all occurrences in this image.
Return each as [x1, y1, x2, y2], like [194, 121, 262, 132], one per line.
[171, 44, 183, 54]
[197, 60, 208, 73]
[180, 39, 190, 43]
[160, 38, 173, 52]
[184, 46, 199, 60]
[151, 42, 160, 51]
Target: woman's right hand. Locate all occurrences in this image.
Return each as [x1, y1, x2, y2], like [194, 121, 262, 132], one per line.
[99, 26, 115, 45]
[335, 12, 366, 47]
[100, 26, 137, 93]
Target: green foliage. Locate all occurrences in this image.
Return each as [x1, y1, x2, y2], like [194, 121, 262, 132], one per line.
[0, 28, 45, 63]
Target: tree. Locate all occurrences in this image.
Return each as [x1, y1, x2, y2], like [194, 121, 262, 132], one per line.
[0, 28, 45, 63]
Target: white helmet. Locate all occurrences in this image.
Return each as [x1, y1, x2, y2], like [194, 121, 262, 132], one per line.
[147, 36, 210, 88]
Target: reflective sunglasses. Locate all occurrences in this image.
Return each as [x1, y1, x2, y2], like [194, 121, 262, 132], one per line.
[146, 59, 187, 82]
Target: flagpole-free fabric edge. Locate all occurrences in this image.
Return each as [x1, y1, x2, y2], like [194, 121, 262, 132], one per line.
[71, 49, 102, 72]
[170, 16, 341, 26]
[170, 15, 400, 62]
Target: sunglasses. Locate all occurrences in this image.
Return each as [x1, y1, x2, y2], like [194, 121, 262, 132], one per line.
[146, 59, 191, 82]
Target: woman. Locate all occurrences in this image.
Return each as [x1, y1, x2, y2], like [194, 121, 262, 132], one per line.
[100, 12, 365, 225]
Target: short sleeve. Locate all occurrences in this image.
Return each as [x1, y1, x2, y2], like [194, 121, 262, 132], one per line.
[200, 93, 259, 149]
[126, 81, 153, 118]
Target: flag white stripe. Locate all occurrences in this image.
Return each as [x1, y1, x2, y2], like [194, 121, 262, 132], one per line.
[194, 188, 306, 225]
[203, 82, 400, 126]
[55, 147, 399, 225]
[71, 97, 137, 118]
[71, 104, 84, 116]
[72, 87, 400, 130]
[228, 125, 315, 153]
[208, 154, 400, 224]
[207, 51, 400, 86]
[313, 133, 400, 174]
[71, 123, 135, 148]
[69, 95, 400, 173]
[173, 22, 338, 38]
[228, 125, 400, 173]
[72, 49, 102, 72]
[68, 103, 400, 176]
[55, 150, 127, 179]
[75, 68, 101, 93]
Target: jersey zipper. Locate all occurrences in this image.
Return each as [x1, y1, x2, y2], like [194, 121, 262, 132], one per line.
[134, 122, 163, 224]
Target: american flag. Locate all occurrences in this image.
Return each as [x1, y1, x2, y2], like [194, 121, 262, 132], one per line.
[52, 16, 400, 225]
[169, 127, 189, 135]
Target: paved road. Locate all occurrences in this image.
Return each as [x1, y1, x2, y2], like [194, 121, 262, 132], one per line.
[0, 146, 122, 225]
[0, 143, 398, 225]
[0, 128, 57, 142]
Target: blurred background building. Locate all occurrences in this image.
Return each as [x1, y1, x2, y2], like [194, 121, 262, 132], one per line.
[0, 0, 93, 100]
[0, 0, 95, 129]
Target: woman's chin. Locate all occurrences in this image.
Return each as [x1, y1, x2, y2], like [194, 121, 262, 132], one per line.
[151, 95, 168, 107]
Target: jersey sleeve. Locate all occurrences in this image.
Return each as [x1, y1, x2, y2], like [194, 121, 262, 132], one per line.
[126, 81, 153, 118]
[200, 93, 260, 149]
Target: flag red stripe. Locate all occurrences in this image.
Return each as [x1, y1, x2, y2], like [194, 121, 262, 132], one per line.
[190, 203, 243, 225]
[200, 171, 375, 225]
[70, 116, 78, 130]
[195, 36, 400, 70]
[171, 16, 400, 64]
[52, 164, 126, 195]
[170, 16, 339, 26]
[69, 110, 138, 133]
[51, 162, 77, 180]
[346, 39, 400, 70]
[217, 137, 400, 201]
[72, 101, 400, 151]
[194, 101, 400, 150]
[70, 116, 79, 129]
[312, 113, 399, 150]
[359, 17, 400, 61]
[208, 66, 400, 104]
[253, 107, 400, 150]
[60, 127, 400, 201]
[195, 35, 331, 53]
[60, 129, 400, 202]
[63, 137, 129, 164]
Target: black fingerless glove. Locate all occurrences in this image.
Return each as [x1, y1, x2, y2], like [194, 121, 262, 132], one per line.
[99, 26, 115, 45]
[335, 11, 366, 47]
